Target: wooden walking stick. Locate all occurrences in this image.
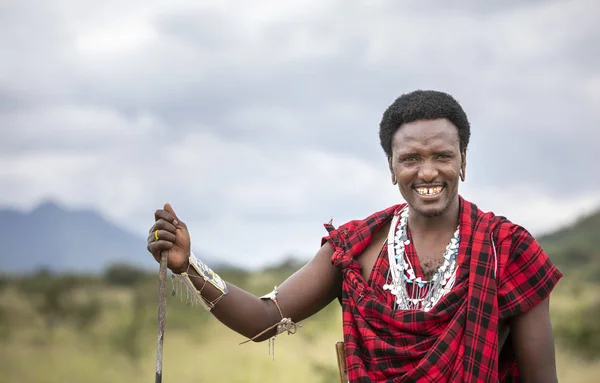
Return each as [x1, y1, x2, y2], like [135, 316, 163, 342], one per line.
[155, 250, 169, 383]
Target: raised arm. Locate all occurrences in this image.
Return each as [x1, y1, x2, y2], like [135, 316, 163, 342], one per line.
[147, 204, 342, 342]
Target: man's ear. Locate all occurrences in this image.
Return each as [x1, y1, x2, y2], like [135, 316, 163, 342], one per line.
[388, 156, 397, 185]
[460, 150, 467, 182]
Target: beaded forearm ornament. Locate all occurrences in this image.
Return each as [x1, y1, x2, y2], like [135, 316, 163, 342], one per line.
[239, 286, 301, 360]
[171, 252, 228, 311]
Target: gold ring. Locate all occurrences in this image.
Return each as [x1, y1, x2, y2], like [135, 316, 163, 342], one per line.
[154, 230, 159, 241]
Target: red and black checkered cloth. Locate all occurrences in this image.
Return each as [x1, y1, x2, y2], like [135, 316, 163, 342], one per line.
[322, 196, 562, 382]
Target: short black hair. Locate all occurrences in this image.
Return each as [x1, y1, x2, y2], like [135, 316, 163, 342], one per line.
[379, 90, 471, 158]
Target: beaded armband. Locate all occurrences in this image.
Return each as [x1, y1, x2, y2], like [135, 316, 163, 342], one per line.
[239, 286, 301, 360]
[171, 252, 228, 312]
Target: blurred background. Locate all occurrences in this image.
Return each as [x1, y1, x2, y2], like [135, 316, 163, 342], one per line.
[1, 0, 599, 382]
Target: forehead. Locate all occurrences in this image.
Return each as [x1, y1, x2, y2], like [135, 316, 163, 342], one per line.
[392, 118, 460, 153]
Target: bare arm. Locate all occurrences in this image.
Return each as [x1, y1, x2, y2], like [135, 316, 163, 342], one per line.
[509, 297, 558, 383]
[148, 204, 341, 342]
[206, 242, 340, 341]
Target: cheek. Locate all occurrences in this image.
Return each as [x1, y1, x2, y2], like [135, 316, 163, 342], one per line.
[393, 166, 413, 181]
[442, 162, 461, 175]
[445, 169, 461, 186]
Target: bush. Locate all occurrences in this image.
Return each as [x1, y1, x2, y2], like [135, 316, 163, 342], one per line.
[556, 297, 600, 359]
[0, 274, 10, 292]
[16, 270, 102, 334]
[104, 263, 150, 287]
[72, 297, 102, 332]
[110, 287, 153, 365]
[0, 305, 10, 342]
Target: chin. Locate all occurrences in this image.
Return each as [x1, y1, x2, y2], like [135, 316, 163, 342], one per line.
[414, 206, 446, 217]
[408, 199, 450, 217]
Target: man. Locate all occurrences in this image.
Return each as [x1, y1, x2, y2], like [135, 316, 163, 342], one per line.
[147, 90, 562, 382]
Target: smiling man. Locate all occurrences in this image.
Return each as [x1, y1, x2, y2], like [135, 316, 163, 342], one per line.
[148, 90, 562, 382]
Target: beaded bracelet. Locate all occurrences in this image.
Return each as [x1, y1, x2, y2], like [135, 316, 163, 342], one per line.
[171, 252, 228, 311]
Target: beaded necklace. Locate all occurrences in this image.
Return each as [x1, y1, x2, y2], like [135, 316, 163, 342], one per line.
[383, 207, 460, 311]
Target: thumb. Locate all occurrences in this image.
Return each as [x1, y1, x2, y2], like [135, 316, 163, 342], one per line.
[163, 203, 180, 223]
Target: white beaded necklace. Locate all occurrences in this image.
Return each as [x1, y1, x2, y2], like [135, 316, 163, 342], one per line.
[383, 207, 460, 312]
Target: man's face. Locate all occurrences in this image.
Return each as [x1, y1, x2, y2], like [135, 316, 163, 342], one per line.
[389, 118, 466, 218]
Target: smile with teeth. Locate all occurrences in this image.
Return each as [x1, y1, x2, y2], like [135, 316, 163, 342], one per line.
[415, 186, 444, 196]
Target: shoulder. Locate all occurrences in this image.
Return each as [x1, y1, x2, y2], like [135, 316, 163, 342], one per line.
[468, 202, 545, 269]
[469, 202, 537, 247]
[487, 217, 563, 318]
[326, 204, 402, 229]
[478, 209, 560, 285]
[490, 214, 539, 252]
[322, 204, 403, 247]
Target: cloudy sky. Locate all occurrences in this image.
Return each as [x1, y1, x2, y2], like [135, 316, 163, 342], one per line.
[2, 0, 599, 270]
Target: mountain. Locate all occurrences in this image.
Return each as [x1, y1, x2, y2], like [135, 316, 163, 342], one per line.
[0, 201, 159, 273]
[1, 200, 598, 277]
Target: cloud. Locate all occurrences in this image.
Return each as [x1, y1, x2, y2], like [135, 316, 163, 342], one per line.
[1, 0, 598, 269]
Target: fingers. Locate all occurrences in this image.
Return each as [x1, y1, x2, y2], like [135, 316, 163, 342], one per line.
[154, 208, 176, 225]
[154, 203, 186, 228]
[147, 221, 177, 261]
[147, 229, 176, 244]
[149, 219, 177, 234]
[147, 240, 173, 260]
[148, 203, 186, 261]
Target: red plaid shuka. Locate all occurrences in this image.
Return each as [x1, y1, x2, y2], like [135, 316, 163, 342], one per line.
[322, 196, 562, 383]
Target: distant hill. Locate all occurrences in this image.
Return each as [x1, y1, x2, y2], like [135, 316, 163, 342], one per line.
[0, 201, 166, 273]
[538, 209, 600, 281]
[1, 200, 598, 278]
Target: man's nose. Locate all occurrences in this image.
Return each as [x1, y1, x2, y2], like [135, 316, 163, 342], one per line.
[418, 161, 439, 182]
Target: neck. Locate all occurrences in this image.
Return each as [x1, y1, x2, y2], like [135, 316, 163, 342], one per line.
[407, 195, 460, 234]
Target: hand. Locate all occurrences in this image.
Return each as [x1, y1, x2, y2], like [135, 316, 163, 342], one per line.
[147, 203, 191, 274]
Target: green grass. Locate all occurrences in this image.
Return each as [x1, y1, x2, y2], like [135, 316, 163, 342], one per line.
[1, 266, 599, 382]
[0, 286, 343, 383]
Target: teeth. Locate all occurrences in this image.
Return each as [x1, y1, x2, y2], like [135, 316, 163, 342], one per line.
[416, 186, 443, 195]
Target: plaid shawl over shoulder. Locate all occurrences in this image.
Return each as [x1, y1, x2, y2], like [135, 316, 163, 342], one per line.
[321, 197, 562, 383]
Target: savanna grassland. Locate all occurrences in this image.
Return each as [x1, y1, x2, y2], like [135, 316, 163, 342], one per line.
[1, 210, 599, 382]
